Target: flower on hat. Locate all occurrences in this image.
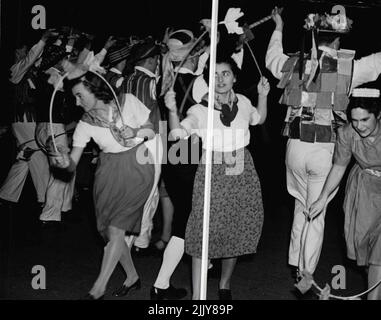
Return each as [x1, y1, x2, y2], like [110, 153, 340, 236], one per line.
[303, 12, 353, 32]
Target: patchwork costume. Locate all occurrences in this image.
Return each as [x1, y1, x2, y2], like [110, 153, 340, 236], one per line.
[266, 22, 381, 274]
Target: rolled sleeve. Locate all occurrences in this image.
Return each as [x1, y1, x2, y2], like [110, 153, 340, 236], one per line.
[333, 125, 353, 166]
[250, 107, 261, 126]
[72, 121, 91, 148]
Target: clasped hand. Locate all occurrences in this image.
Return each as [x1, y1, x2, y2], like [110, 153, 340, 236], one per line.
[308, 196, 328, 220]
[164, 89, 177, 113]
[50, 146, 71, 169]
[257, 77, 270, 96]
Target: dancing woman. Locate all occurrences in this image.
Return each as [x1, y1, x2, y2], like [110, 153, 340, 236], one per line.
[51, 72, 155, 299]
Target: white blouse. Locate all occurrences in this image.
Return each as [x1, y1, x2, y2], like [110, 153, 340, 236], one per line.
[179, 93, 261, 152]
[73, 93, 151, 153]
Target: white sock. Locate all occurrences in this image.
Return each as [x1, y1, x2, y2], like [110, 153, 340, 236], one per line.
[154, 236, 184, 289]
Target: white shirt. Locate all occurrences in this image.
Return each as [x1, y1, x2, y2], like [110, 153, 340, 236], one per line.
[178, 94, 261, 152]
[73, 94, 150, 153]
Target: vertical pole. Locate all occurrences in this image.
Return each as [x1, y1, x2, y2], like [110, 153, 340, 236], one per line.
[200, 0, 219, 301]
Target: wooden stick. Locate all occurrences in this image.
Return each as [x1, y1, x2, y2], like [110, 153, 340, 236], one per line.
[248, 7, 283, 29]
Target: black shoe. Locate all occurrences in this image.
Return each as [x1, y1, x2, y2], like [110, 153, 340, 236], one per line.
[218, 289, 232, 300]
[81, 293, 104, 300]
[290, 266, 301, 284]
[150, 285, 187, 300]
[112, 278, 141, 297]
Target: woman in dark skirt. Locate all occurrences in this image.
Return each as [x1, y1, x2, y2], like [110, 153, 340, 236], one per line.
[164, 54, 270, 299]
[51, 72, 155, 299]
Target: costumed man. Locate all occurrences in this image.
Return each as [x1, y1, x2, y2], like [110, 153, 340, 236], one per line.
[150, 28, 210, 300]
[103, 41, 132, 96]
[34, 33, 115, 223]
[123, 38, 164, 251]
[265, 7, 381, 284]
[0, 30, 57, 206]
[34, 35, 78, 223]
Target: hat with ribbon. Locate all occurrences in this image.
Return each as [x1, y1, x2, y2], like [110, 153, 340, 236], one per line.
[127, 37, 162, 64]
[106, 44, 133, 67]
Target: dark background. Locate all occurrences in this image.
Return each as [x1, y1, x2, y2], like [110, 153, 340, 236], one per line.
[1, 0, 381, 208]
[1, 0, 381, 300]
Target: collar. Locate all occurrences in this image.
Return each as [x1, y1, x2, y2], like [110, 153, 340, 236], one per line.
[135, 66, 156, 78]
[110, 67, 122, 75]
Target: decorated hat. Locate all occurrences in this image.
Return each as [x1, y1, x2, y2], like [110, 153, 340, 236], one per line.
[304, 12, 353, 34]
[106, 44, 133, 67]
[127, 37, 162, 65]
[39, 44, 69, 71]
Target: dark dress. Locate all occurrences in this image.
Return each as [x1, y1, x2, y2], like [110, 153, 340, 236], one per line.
[334, 122, 381, 266]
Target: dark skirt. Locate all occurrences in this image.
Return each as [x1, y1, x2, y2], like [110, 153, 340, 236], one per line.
[185, 148, 264, 259]
[93, 146, 154, 235]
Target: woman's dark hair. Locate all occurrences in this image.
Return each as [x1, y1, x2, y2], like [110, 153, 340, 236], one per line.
[347, 96, 381, 120]
[64, 72, 114, 104]
[203, 52, 240, 84]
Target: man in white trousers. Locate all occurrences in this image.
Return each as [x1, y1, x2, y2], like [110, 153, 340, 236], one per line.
[266, 7, 381, 283]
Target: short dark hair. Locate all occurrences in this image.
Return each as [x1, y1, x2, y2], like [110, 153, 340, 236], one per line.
[347, 96, 381, 120]
[65, 72, 114, 104]
[203, 53, 240, 84]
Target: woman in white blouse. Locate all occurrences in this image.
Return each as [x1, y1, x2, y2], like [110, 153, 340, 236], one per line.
[164, 55, 270, 300]
[51, 72, 155, 299]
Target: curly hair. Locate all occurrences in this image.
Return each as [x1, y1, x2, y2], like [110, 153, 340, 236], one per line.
[65, 72, 114, 104]
[347, 96, 381, 120]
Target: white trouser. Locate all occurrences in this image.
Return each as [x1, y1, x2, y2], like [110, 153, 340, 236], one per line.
[126, 134, 163, 248]
[0, 122, 50, 203]
[286, 139, 338, 274]
[35, 122, 75, 221]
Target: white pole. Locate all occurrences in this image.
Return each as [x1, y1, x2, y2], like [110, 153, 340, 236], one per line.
[200, 0, 219, 300]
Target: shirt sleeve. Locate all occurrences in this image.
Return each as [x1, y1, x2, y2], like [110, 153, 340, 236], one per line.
[72, 121, 92, 148]
[333, 125, 353, 166]
[180, 105, 201, 136]
[10, 40, 45, 84]
[352, 52, 381, 89]
[265, 30, 289, 80]
[94, 48, 108, 65]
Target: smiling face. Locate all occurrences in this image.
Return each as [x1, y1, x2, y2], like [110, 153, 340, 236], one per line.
[350, 107, 380, 138]
[72, 82, 97, 112]
[215, 62, 236, 95]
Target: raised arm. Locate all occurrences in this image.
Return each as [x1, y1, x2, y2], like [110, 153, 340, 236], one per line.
[265, 7, 289, 80]
[255, 77, 270, 125]
[10, 29, 58, 84]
